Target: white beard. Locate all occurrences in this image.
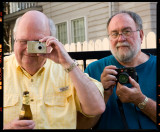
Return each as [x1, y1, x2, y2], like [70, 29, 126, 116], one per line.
[110, 41, 141, 63]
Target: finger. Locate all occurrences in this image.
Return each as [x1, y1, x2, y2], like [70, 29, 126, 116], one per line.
[129, 76, 139, 88]
[104, 85, 115, 91]
[21, 122, 35, 129]
[101, 68, 117, 79]
[101, 74, 117, 82]
[105, 65, 117, 69]
[39, 36, 55, 42]
[17, 123, 35, 130]
[18, 120, 35, 127]
[103, 80, 116, 87]
[46, 37, 59, 45]
[102, 79, 116, 90]
[47, 40, 57, 47]
[116, 83, 124, 94]
[116, 82, 128, 90]
[47, 39, 64, 49]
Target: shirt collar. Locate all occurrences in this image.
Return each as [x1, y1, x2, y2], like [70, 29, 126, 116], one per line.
[16, 59, 48, 79]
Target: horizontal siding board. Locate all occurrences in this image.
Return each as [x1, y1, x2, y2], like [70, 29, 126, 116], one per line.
[88, 18, 107, 27]
[88, 26, 106, 33]
[88, 13, 109, 22]
[49, 3, 99, 17]
[39, 2, 156, 45]
[89, 30, 107, 39]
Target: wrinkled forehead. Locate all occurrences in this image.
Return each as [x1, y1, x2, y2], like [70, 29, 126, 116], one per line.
[108, 13, 137, 32]
[16, 11, 50, 37]
[21, 11, 49, 27]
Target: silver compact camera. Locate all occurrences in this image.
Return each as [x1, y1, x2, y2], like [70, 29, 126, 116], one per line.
[27, 41, 47, 53]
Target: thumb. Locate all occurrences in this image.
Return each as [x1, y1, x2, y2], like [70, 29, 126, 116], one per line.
[129, 76, 139, 88]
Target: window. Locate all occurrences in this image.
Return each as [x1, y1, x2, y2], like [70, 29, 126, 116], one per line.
[56, 17, 86, 44]
[56, 22, 67, 45]
[71, 17, 85, 43]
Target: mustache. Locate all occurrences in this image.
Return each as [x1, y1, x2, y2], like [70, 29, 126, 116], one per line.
[116, 42, 130, 48]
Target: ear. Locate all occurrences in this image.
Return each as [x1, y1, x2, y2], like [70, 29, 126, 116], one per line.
[139, 30, 144, 44]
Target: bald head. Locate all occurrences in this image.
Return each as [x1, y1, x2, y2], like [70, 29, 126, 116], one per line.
[14, 10, 51, 40]
[21, 10, 49, 26]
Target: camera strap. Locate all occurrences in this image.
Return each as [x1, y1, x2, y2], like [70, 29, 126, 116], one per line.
[117, 98, 142, 129]
[117, 98, 128, 129]
[134, 105, 142, 129]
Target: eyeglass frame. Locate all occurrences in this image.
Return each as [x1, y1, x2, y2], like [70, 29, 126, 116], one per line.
[108, 29, 140, 40]
[15, 39, 40, 45]
[15, 39, 28, 45]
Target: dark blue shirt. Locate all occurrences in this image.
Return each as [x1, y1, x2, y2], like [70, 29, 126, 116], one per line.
[85, 54, 157, 129]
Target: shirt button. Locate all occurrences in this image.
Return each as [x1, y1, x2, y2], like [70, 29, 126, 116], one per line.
[30, 99, 34, 102]
[31, 79, 34, 82]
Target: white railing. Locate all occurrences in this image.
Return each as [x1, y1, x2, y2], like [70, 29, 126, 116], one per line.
[9, 2, 38, 14]
[64, 32, 156, 52]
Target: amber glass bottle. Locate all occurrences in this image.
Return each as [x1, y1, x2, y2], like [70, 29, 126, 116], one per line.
[19, 91, 33, 120]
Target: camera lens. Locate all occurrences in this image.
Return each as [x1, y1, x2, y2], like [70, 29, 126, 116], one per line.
[118, 73, 129, 84]
[38, 46, 42, 50]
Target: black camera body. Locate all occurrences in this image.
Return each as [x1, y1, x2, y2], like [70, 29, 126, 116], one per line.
[115, 67, 138, 84]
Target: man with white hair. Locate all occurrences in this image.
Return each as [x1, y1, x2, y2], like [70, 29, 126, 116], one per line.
[3, 10, 105, 129]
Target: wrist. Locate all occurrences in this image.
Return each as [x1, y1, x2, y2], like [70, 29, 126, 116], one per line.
[137, 96, 148, 109]
[104, 86, 114, 96]
[64, 59, 79, 73]
[133, 94, 146, 107]
[61, 57, 74, 69]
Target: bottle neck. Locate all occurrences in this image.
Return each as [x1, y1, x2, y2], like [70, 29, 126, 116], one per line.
[22, 95, 30, 105]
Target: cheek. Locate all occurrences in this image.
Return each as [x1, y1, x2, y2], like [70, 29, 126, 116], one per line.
[110, 41, 117, 50]
[129, 38, 140, 49]
[14, 44, 27, 56]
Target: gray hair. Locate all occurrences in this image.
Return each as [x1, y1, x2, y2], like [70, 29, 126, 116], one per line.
[13, 16, 56, 40]
[107, 11, 143, 32]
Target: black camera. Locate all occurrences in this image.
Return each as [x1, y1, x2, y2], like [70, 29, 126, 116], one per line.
[115, 67, 138, 84]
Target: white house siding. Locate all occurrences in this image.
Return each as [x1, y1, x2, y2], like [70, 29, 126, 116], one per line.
[37, 2, 109, 42]
[37, 2, 156, 42]
[118, 2, 157, 35]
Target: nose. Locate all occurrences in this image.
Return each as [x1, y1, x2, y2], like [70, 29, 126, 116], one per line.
[117, 34, 126, 42]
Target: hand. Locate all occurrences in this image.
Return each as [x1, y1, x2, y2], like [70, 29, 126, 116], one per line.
[38, 36, 73, 68]
[116, 76, 145, 104]
[3, 118, 35, 129]
[101, 65, 117, 96]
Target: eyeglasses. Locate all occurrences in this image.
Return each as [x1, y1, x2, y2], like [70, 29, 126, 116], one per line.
[15, 39, 28, 45]
[108, 29, 140, 40]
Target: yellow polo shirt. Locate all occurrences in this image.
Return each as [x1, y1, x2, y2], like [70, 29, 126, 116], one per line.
[4, 54, 104, 129]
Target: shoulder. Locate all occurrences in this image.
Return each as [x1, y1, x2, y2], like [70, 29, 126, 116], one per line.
[149, 54, 157, 63]
[150, 54, 157, 59]
[4, 54, 16, 65]
[85, 55, 114, 75]
[86, 55, 114, 69]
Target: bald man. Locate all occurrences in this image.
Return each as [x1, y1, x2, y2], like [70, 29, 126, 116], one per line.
[3, 10, 105, 129]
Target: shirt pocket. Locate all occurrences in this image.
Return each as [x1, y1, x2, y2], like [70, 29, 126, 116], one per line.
[4, 94, 19, 107]
[4, 94, 20, 124]
[43, 92, 73, 128]
[44, 89, 72, 106]
[44, 85, 72, 106]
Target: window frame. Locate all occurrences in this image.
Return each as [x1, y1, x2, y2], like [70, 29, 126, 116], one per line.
[55, 16, 87, 44]
[70, 16, 87, 43]
[55, 20, 69, 45]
